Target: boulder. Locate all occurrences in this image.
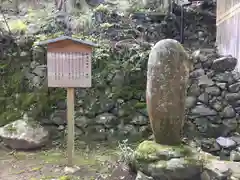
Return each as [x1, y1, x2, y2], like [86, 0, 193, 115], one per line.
[0, 119, 49, 150]
[212, 56, 237, 72]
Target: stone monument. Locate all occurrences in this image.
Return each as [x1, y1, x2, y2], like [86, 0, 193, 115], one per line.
[146, 39, 192, 145]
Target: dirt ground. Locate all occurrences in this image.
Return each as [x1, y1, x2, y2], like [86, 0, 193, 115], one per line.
[0, 141, 121, 180]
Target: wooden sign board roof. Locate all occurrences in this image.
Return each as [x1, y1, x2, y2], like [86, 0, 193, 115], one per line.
[36, 36, 98, 53]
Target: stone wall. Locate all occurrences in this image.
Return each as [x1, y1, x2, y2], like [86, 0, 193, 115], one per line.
[0, 2, 219, 142]
[186, 49, 240, 138]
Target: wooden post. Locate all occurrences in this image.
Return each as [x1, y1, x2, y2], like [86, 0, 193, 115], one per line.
[67, 87, 75, 166]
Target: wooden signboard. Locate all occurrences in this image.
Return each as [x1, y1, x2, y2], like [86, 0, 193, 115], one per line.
[36, 36, 97, 166]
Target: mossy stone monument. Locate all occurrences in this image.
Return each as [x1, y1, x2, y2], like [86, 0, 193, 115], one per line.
[146, 39, 192, 145]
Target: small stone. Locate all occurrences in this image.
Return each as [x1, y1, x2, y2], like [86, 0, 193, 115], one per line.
[230, 136, 240, 145]
[191, 105, 217, 117]
[194, 118, 209, 133]
[230, 151, 240, 161]
[216, 82, 227, 90]
[198, 93, 209, 104]
[198, 75, 214, 86]
[230, 100, 240, 108]
[204, 160, 232, 180]
[188, 83, 201, 96]
[225, 93, 240, 102]
[212, 56, 237, 72]
[64, 166, 80, 174]
[205, 86, 221, 96]
[190, 68, 205, 78]
[228, 82, 240, 93]
[234, 107, 240, 114]
[75, 116, 90, 128]
[95, 113, 117, 127]
[216, 137, 236, 148]
[131, 114, 148, 125]
[185, 96, 197, 108]
[222, 106, 236, 118]
[50, 110, 66, 125]
[211, 100, 223, 111]
[135, 171, 153, 180]
[108, 163, 136, 180]
[200, 138, 221, 153]
[237, 146, 240, 152]
[213, 72, 234, 84]
[222, 118, 238, 131]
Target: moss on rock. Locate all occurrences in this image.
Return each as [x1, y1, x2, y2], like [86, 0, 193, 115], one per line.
[134, 141, 193, 162]
[132, 141, 205, 180]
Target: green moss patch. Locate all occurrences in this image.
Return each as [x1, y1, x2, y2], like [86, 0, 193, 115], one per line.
[134, 140, 193, 162]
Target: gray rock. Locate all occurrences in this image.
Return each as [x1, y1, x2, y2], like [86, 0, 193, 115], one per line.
[230, 100, 240, 108]
[194, 63, 202, 69]
[202, 160, 232, 180]
[107, 163, 136, 180]
[85, 125, 107, 140]
[205, 86, 221, 96]
[198, 93, 209, 104]
[213, 72, 234, 84]
[87, 0, 105, 6]
[118, 124, 138, 136]
[190, 68, 205, 78]
[222, 118, 238, 131]
[139, 126, 149, 136]
[211, 100, 223, 111]
[75, 116, 90, 127]
[216, 137, 236, 148]
[191, 105, 217, 117]
[0, 119, 49, 150]
[206, 70, 215, 78]
[234, 107, 240, 114]
[95, 113, 117, 127]
[212, 56, 237, 72]
[216, 82, 227, 90]
[50, 110, 66, 125]
[192, 49, 214, 62]
[198, 75, 214, 86]
[185, 96, 197, 109]
[200, 138, 221, 153]
[135, 171, 153, 180]
[188, 83, 201, 96]
[233, 71, 240, 81]
[231, 136, 240, 145]
[228, 82, 240, 93]
[222, 106, 236, 118]
[195, 119, 207, 133]
[131, 114, 148, 125]
[225, 93, 240, 102]
[148, 158, 202, 180]
[230, 150, 240, 162]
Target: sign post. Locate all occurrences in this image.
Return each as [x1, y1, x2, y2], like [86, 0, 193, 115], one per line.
[67, 87, 74, 166]
[36, 36, 97, 166]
